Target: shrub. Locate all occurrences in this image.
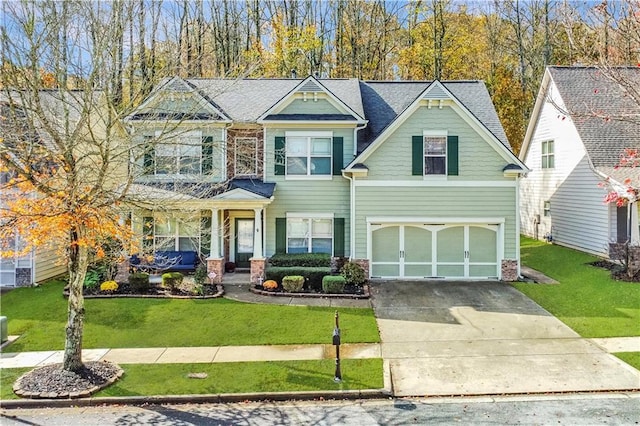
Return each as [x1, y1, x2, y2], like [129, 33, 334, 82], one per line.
[266, 267, 330, 292]
[162, 272, 184, 291]
[194, 263, 208, 285]
[83, 269, 101, 289]
[282, 275, 305, 292]
[269, 253, 331, 267]
[100, 280, 119, 292]
[322, 275, 346, 294]
[263, 279, 278, 290]
[341, 262, 366, 286]
[128, 272, 150, 292]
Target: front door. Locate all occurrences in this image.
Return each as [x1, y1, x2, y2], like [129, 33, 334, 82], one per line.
[235, 218, 254, 268]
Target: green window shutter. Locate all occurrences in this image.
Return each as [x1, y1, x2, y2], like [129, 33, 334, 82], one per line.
[412, 135, 423, 176]
[202, 136, 214, 175]
[333, 217, 345, 257]
[143, 216, 154, 250]
[332, 137, 343, 175]
[274, 136, 285, 175]
[275, 217, 286, 253]
[447, 135, 459, 176]
[200, 215, 212, 257]
[143, 137, 155, 175]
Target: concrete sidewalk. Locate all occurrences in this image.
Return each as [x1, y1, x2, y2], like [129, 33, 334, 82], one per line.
[0, 343, 381, 369]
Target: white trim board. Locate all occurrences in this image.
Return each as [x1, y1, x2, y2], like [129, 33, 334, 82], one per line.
[354, 180, 516, 187]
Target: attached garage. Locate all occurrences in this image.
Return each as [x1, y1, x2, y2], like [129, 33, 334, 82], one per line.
[369, 220, 503, 279]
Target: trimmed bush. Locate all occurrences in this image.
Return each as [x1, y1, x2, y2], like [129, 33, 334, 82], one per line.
[341, 261, 366, 286]
[269, 253, 331, 267]
[282, 275, 305, 292]
[162, 272, 184, 291]
[322, 275, 346, 294]
[128, 272, 150, 292]
[194, 263, 208, 285]
[100, 280, 119, 292]
[266, 267, 330, 292]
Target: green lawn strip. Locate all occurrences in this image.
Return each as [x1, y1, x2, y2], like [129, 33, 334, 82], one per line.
[0, 359, 383, 400]
[0, 280, 380, 352]
[614, 352, 640, 371]
[514, 237, 640, 338]
[0, 368, 30, 400]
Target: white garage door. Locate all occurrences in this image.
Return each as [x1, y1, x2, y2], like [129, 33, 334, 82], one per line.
[370, 224, 499, 279]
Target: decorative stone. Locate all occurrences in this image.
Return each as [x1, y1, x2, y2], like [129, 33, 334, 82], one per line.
[501, 259, 518, 282]
[206, 258, 224, 284]
[250, 258, 266, 285]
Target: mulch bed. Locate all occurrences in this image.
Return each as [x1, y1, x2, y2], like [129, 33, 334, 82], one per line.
[252, 284, 370, 299]
[13, 361, 123, 399]
[67, 283, 225, 299]
[588, 260, 640, 282]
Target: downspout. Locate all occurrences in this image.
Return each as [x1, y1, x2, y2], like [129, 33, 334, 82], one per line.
[344, 173, 355, 259]
[515, 175, 521, 278]
[353, 122, 368, 158]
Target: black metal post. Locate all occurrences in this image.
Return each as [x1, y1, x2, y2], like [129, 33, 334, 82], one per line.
[334, 310, 342, 383]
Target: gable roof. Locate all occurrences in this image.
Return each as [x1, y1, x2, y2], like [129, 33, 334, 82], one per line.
[346, 80, 522, 171]
[136, 76, 510, 154]
[522, 66, 640, 172]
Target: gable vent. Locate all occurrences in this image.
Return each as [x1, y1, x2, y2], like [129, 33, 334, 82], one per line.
[423, 85, 449, 100]
[167, 79, 191, 93]
[298, 80, 323, 93]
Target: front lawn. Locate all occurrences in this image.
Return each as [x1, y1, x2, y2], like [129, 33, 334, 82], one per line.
[0, 280, 380, 352]
[514, 237, 640, 338]
[0, 359, 384, 400]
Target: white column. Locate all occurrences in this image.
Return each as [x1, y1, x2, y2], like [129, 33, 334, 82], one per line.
[209, 208, 220, 258]
[630, 202, 639, 246]
[253, 208, 263, 258]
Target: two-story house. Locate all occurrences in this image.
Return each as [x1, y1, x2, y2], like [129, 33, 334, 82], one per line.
[126, 76, 527, 283]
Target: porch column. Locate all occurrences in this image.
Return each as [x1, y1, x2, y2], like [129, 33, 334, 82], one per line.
[253, 208, 263, 259]
[630, 202, 639, 246]
[209, 208, 220, 258]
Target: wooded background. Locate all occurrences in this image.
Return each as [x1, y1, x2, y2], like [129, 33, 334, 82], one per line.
[3, 0, 639, 152]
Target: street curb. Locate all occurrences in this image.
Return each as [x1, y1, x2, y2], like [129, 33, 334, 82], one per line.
[0, 389, 391, 409]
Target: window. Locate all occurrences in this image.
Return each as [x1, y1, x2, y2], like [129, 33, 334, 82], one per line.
[286, 132, 332, 176]
[153, 215, 200, 252]
[287, 217, 333, 254]
[541, 140, 554, 169]
[544, 201, 551, 217]
[0, 233, 32, 286]
[235, 137, 258, 176]
[155, 131, 203, 175]
[424, 135, 447, 175]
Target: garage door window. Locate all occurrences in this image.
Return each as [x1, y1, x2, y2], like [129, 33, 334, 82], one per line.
[287, 217, 333, 254]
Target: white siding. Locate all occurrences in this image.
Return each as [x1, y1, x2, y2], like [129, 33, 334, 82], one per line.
[520, 81, 610, 256]
[34, 248, 65, 283]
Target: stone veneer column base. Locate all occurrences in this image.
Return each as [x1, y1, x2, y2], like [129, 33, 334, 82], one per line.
[351, 259, 370, 279]
[250, 258, 266, 285]
[501, 259, 518, 282]
[206, 258, 224, 284]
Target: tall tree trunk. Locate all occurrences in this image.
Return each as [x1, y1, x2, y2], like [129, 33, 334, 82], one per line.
[63, 226, 89, 372]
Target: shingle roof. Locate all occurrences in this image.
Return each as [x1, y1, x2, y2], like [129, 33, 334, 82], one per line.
[548, 66, 640, 168]
[154, 76, 509, 153]
[136, 178, 275, 200]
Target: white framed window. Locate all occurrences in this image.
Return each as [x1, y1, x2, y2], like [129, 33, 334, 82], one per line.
[286, 213, 333, 254]
[235, 137, 258, 176]
[286, 131, 332, 177]
[153, 214, 200, 252]
[423, 130, 447, 175]
[541, 140, 554, 169]
[544, 201, 551, 217]
[0, 232, 32, 286]
[155, 130, 203, 175]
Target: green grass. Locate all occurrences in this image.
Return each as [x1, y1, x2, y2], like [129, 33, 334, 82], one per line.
[0, 280, 380, 352]
[614, 352, 640, 370]
[0, 359, 383, 400]
[514, 237, 640, 338]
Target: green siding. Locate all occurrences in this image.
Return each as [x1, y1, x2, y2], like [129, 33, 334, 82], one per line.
[279, 98, 343, 115]
[364, 106, 508, 180]
[265, 179, 351, 257]
[353, 186, 517, 259]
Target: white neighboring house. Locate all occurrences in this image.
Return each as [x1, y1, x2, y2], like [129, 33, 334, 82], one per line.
[520, 66, 640, 257]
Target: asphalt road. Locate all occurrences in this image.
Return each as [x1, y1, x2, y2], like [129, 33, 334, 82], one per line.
[1, 393, 639, 425]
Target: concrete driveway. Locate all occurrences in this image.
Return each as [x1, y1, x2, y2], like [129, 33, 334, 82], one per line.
[371, 281, 640, 397]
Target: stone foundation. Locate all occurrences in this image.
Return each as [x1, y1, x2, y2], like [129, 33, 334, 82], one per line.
[351, 258, 370, 279]
[501, 259, 518, 282]
[250, 257, 266, 285]
[114, 260, 130, 283]
[206, 258, 224, 284]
